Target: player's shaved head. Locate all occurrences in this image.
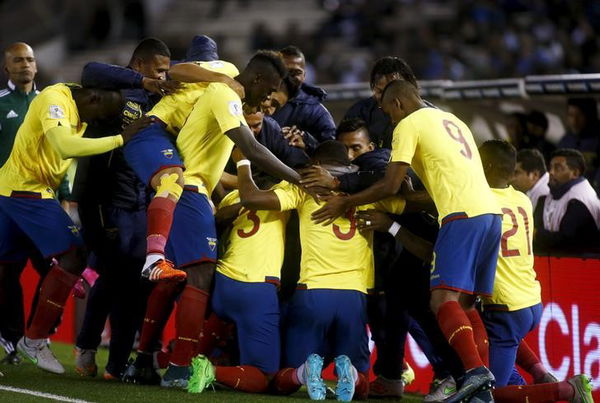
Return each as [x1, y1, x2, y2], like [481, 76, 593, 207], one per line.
[72, 87, 124, 122]
[238, 50, 288, 108]
[4, 42, 37, 91]
[312, 140, 352, 167]
[380, 80, 424, 124]
[479, 140, 517, 186]
[381, 79, 420, 105]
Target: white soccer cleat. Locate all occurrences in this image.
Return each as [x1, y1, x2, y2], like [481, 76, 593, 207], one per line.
[17, 337, 65, 374]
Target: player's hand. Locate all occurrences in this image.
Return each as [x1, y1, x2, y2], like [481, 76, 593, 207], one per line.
[231, 147, 246, 164]
[122, 116, 154, 143]
[142, 78, 181, 96]
[356, 209, 393, 232]
[299, 165, 338, 189]
[223, 76, 245, 99]
[311, 193, 349, 225]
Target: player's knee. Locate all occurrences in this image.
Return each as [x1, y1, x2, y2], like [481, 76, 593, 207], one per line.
[57, 247, 86, 275]
[184, 263, 215, 290]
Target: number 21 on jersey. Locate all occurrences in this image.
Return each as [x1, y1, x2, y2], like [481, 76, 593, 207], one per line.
[500, 207, 532, 257]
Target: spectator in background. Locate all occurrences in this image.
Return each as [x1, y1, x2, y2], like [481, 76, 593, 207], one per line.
[511, 149, 550, 211]
[271, 46, 336, 153]
[505, 112, 528, 150]
[534, 149, 600, 255]
[558, 98, 599, 185]
[524, 110, 555, 160]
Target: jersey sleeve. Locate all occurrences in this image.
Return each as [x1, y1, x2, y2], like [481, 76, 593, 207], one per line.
[218, 190, 241, 209]
[208, 84, 248, 134]
[195, 60, 239, 79]
[272, 181, 303, 211]
[38, 90, 72, 134]
[390, 115, 419, 164]
[372, 196, 407, 215]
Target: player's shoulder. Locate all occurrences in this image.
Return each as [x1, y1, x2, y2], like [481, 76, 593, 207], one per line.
[508, 185, 533, 210]
[197, 60, 239, 78]
[35, 83, 72, 102]
[219, 189, 241, 209]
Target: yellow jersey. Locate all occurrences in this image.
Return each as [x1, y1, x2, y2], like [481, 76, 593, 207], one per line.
[390, 108, 500, 223]
[274, 182, 406, 293]
[216, 190, 290, 284]
[176, 82, 247, 197]
[483, 186, 541, 311]
[148, 60, 239, 135]
[0, 83, 84, 199]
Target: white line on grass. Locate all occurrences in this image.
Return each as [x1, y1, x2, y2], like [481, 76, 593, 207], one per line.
[0, 385, 93, 403]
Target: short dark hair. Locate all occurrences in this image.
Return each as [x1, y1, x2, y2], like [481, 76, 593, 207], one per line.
[280, 45, 304, 60]
[130, 38, 171, 62]
[527, 110, 549, 131]
[567, 98, 598, 122]
[479, 140, 517, 179]
[370, 57, 418, 89]
[247, 50, 288, 79]
[381, 79, 420, 104]
[312, 140, 352, 166]
[551, 148, 586, 175]
[336, 118, 368, 139]
[517, 149, 547, 174]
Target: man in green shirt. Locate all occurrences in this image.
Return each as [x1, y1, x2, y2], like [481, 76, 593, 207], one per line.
[0, 42, 38, 167]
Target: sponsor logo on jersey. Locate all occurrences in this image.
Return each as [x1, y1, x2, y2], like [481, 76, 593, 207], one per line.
[6, 110, 18, 119]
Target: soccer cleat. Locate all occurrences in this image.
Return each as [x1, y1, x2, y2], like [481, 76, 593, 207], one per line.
[161, 363, 192, 389]
[425, 376, 457, 402]
[304, 354, 326, 400]
[402, 361, 416, 386]
[1, 351, 22, 365]
[469, 388, 494, 403]
[17, 337, 64, 374]
[103, 371, 119, 381]
[443, 367, 494, 403]
[74, 347, 97, 377]
[369, 375, 404, 398]
[141, 259, 187, 282]
[539, 372, 559, 383]
[334, 355, 356, 402]
[122, 355, 161, 385]
[187, 355, 216, 393]
[568, 374, 594, 403]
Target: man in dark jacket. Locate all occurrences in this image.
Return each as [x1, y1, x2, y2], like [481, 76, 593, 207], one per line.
[271, 46, 336, 153]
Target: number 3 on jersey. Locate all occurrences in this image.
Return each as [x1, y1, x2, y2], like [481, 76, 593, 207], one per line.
[500, 207, 532, 257]
[237, 209, 260, 238]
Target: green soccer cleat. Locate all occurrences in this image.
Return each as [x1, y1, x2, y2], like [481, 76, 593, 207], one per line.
[569, 374, 594, 403]
[187, 355, 216, 394]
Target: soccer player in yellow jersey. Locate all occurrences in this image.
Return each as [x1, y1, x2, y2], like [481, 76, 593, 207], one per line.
[311, 80, 502, 402]
[0, 83, 141, 374]
[229, 141, 406, 401]
[478, 140, 593, 403]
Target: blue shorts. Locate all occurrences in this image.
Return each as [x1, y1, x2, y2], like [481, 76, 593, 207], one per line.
[0, 195, 83, 261]
[430, 214, 501, 296]
[123, 122, 184, 186]
[283, 289, 370, 373]
[211, 272, 280, 374]
[165, 191, 217, 268]
[482, 303, 542, 387]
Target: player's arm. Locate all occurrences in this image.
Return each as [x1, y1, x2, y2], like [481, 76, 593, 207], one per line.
[311, 161, 409, 224]
[226, 126, 301, 185]
[236, 161, 282, 211]
[356, 209, 433, 262]
[82, 62, 179, 96]
[168, 63, 244, 98]
[46, 125, 124, 159]
[215, 202, 242, 226]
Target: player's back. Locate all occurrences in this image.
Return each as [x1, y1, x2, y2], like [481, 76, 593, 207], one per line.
[177, 81, 246, 197]
[148, 60, 239, 135]
[391, 107, 500, 222]
[217, 189, 290, 284]
[483, 186, 541, 310]
[273, 182, 405, 293]
[0, 83, 81, 198]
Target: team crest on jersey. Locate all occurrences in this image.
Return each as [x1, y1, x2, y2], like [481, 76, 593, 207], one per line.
[206, 237, 217, 251]
[228, 101, 242, 117]
[49, 105, 65, 119]
[161, 149, 174, 159]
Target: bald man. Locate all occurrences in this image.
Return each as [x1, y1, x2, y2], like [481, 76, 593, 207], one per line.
[0, 42, 38, 166]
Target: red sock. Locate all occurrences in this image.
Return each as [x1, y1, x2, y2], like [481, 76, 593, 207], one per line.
[271, 368, 301, 395]
[156, 350, 170, 369]
[516, 340, 547, 382]
[169, 285, 209, 366]
[494, 380, 575, 403]
[466, 308, 489, 367]
[26, 265, 79, 339]
[138, 282, 180, 353]
[215, 366, 269, 393]
[146, 197, 177, 254]
[437, 301, 484, 370]
[354, 372, 370, 400]
[196, 312, 228, 356]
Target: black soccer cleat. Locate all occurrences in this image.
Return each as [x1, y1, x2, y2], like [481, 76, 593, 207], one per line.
[121, 355, 161, 385]
[443, 366, 495, 403]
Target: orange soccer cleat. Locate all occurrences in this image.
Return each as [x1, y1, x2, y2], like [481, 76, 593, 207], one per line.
[142, 259, 187, 282]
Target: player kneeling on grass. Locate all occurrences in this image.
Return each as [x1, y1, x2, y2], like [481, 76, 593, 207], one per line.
[477, 140, 593, 403]
[219, 141, 408, 401]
